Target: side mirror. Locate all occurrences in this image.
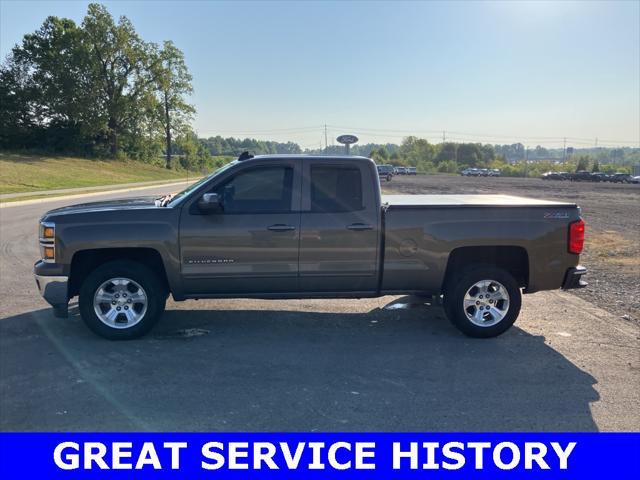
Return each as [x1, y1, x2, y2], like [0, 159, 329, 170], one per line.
[197, 193, 222, 213]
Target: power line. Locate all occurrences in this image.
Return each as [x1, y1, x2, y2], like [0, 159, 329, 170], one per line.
[326, 124, 639, 145]
[194, 123, 640, 148]
[196, 125, 323, 135]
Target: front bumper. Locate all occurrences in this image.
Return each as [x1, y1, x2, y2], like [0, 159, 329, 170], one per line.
[34, 268, 69, 318]
[562, 265, 588, 290]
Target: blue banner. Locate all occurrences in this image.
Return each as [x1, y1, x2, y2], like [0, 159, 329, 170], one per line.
[1, 433, 638, 479]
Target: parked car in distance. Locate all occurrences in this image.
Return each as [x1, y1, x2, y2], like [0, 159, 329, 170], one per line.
[377, 164, 394, 181]
[631, 176, 640, 184]
[590, 172, 610, 182]
[406, 167, 417, 175]
[541, 172, 569, 181]
[570, 170, 593, 182]
[395, 166, 407, 175]
[462, 168, 498, 177]
[35, 154, 587, 340]
[610, 173, 633, 183]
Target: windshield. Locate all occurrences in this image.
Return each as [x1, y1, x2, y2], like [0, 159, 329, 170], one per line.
[166, 161, 238, 207]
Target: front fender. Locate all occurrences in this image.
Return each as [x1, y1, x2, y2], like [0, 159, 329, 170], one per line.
[51, 208, 183, 296]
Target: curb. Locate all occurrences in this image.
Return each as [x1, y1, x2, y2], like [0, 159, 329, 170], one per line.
[0, 180, 195, 209]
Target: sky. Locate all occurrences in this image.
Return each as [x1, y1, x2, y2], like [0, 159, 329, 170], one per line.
[1, 0, 639, 149]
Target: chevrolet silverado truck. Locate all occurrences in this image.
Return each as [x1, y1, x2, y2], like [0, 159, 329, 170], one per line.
[35, 154, 587, 340]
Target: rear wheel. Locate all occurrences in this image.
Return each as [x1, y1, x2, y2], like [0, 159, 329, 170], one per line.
[443, 266, 521, 338]
[79, 260, 166, 340]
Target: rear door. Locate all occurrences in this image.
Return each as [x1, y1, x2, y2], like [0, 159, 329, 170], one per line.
[298, 160, 380, 293]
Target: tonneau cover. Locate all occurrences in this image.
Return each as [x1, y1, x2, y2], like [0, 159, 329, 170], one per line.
[382, 194, 577, 208]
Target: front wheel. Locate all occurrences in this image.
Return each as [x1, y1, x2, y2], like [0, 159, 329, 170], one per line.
[79, 260, 166, 340]
[443, 266, 521, 338]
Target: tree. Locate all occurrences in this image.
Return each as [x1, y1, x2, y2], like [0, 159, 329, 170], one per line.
[401, 136, 435, 167]
[591, 160, 600, 173]
[534, 145, 549, 158]
[3, 16, 98, 151]
[435, 142, 456, 164]
[376, 146, 389, 161]
[480, 144, 495, 163]
[575, 155, 590, 172]
[0, 3, 196, 161]
[82, 3, 155, 157]
[174, 132, 198, 169]
[0, 57, 37, 148]
[196, 142, 211, 172]
[456, 143, 483, 167]
[370, 147, 390, 164]
[494, 143, 525, 161]
[437, 160, 457, 173]
[152, 40, 194, 169]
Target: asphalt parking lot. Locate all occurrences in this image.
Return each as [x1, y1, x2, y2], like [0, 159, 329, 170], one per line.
[1, 180, 638, 431]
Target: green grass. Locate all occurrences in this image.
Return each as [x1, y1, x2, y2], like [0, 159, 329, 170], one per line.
[0, 152, 193, 194]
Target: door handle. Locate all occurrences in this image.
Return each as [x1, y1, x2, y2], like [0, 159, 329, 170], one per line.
[346, 223, 373, 231]
[268, 224, 296, 232]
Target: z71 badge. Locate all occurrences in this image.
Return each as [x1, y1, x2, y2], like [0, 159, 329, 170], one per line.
[544, 211, 570, 219]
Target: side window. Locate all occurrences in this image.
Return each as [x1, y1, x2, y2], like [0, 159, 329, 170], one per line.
[213, 166, 293, 213]
[310, 166, 363, 212]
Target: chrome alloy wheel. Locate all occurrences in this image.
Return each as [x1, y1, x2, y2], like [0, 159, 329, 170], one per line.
[463, 279, 510, 327]
[93, 277, 148, 329]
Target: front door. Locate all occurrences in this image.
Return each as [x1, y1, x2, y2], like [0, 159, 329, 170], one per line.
[179, 160, 301, 294]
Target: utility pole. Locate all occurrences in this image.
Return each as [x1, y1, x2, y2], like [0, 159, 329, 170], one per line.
[562, 137, 567, 163]
[324, 124, 328, 154]
[442, 130, 446, 143]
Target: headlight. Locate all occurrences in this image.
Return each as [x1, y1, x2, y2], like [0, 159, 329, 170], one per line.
[39, 222, 55, 262]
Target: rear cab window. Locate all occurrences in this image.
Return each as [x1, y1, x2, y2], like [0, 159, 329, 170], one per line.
[310, 166, 363, 212]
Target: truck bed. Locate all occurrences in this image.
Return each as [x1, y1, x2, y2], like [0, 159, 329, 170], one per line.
[382, 194, 577, 209]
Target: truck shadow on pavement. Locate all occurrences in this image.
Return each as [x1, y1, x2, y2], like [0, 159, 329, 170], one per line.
[0, 299, 599, 432]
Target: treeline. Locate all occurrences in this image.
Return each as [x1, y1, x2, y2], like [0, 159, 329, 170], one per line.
[366, 137, 637, 176]
[368, 137, 496, 173]
[493, 144, 633, 162]
[306, 143, 400, 157]
[0, 3, 194, 168]
[200, 136, 302, 156]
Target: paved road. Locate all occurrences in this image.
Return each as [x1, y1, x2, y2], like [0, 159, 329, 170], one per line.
[0, 184, 638, 431]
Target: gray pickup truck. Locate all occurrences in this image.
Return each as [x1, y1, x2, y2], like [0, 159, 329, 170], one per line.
[35, 154, 586, 340]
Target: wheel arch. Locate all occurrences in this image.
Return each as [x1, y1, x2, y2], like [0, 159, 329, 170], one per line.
[69, 248, 169, 298]
[442, 245, 529, 291]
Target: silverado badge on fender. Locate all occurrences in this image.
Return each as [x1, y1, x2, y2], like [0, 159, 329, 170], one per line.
[185, 258, 235, 265]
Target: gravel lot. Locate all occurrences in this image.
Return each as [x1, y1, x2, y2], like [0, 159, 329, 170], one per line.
[383, 175, 640, 323]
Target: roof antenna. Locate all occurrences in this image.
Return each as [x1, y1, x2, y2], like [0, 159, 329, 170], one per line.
[238, 151, 254, 161]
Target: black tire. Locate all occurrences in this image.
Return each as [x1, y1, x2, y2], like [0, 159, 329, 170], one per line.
[443, 265, 521, 338]
[79, 260, 166, 340]
[386, 174, 392, 182]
